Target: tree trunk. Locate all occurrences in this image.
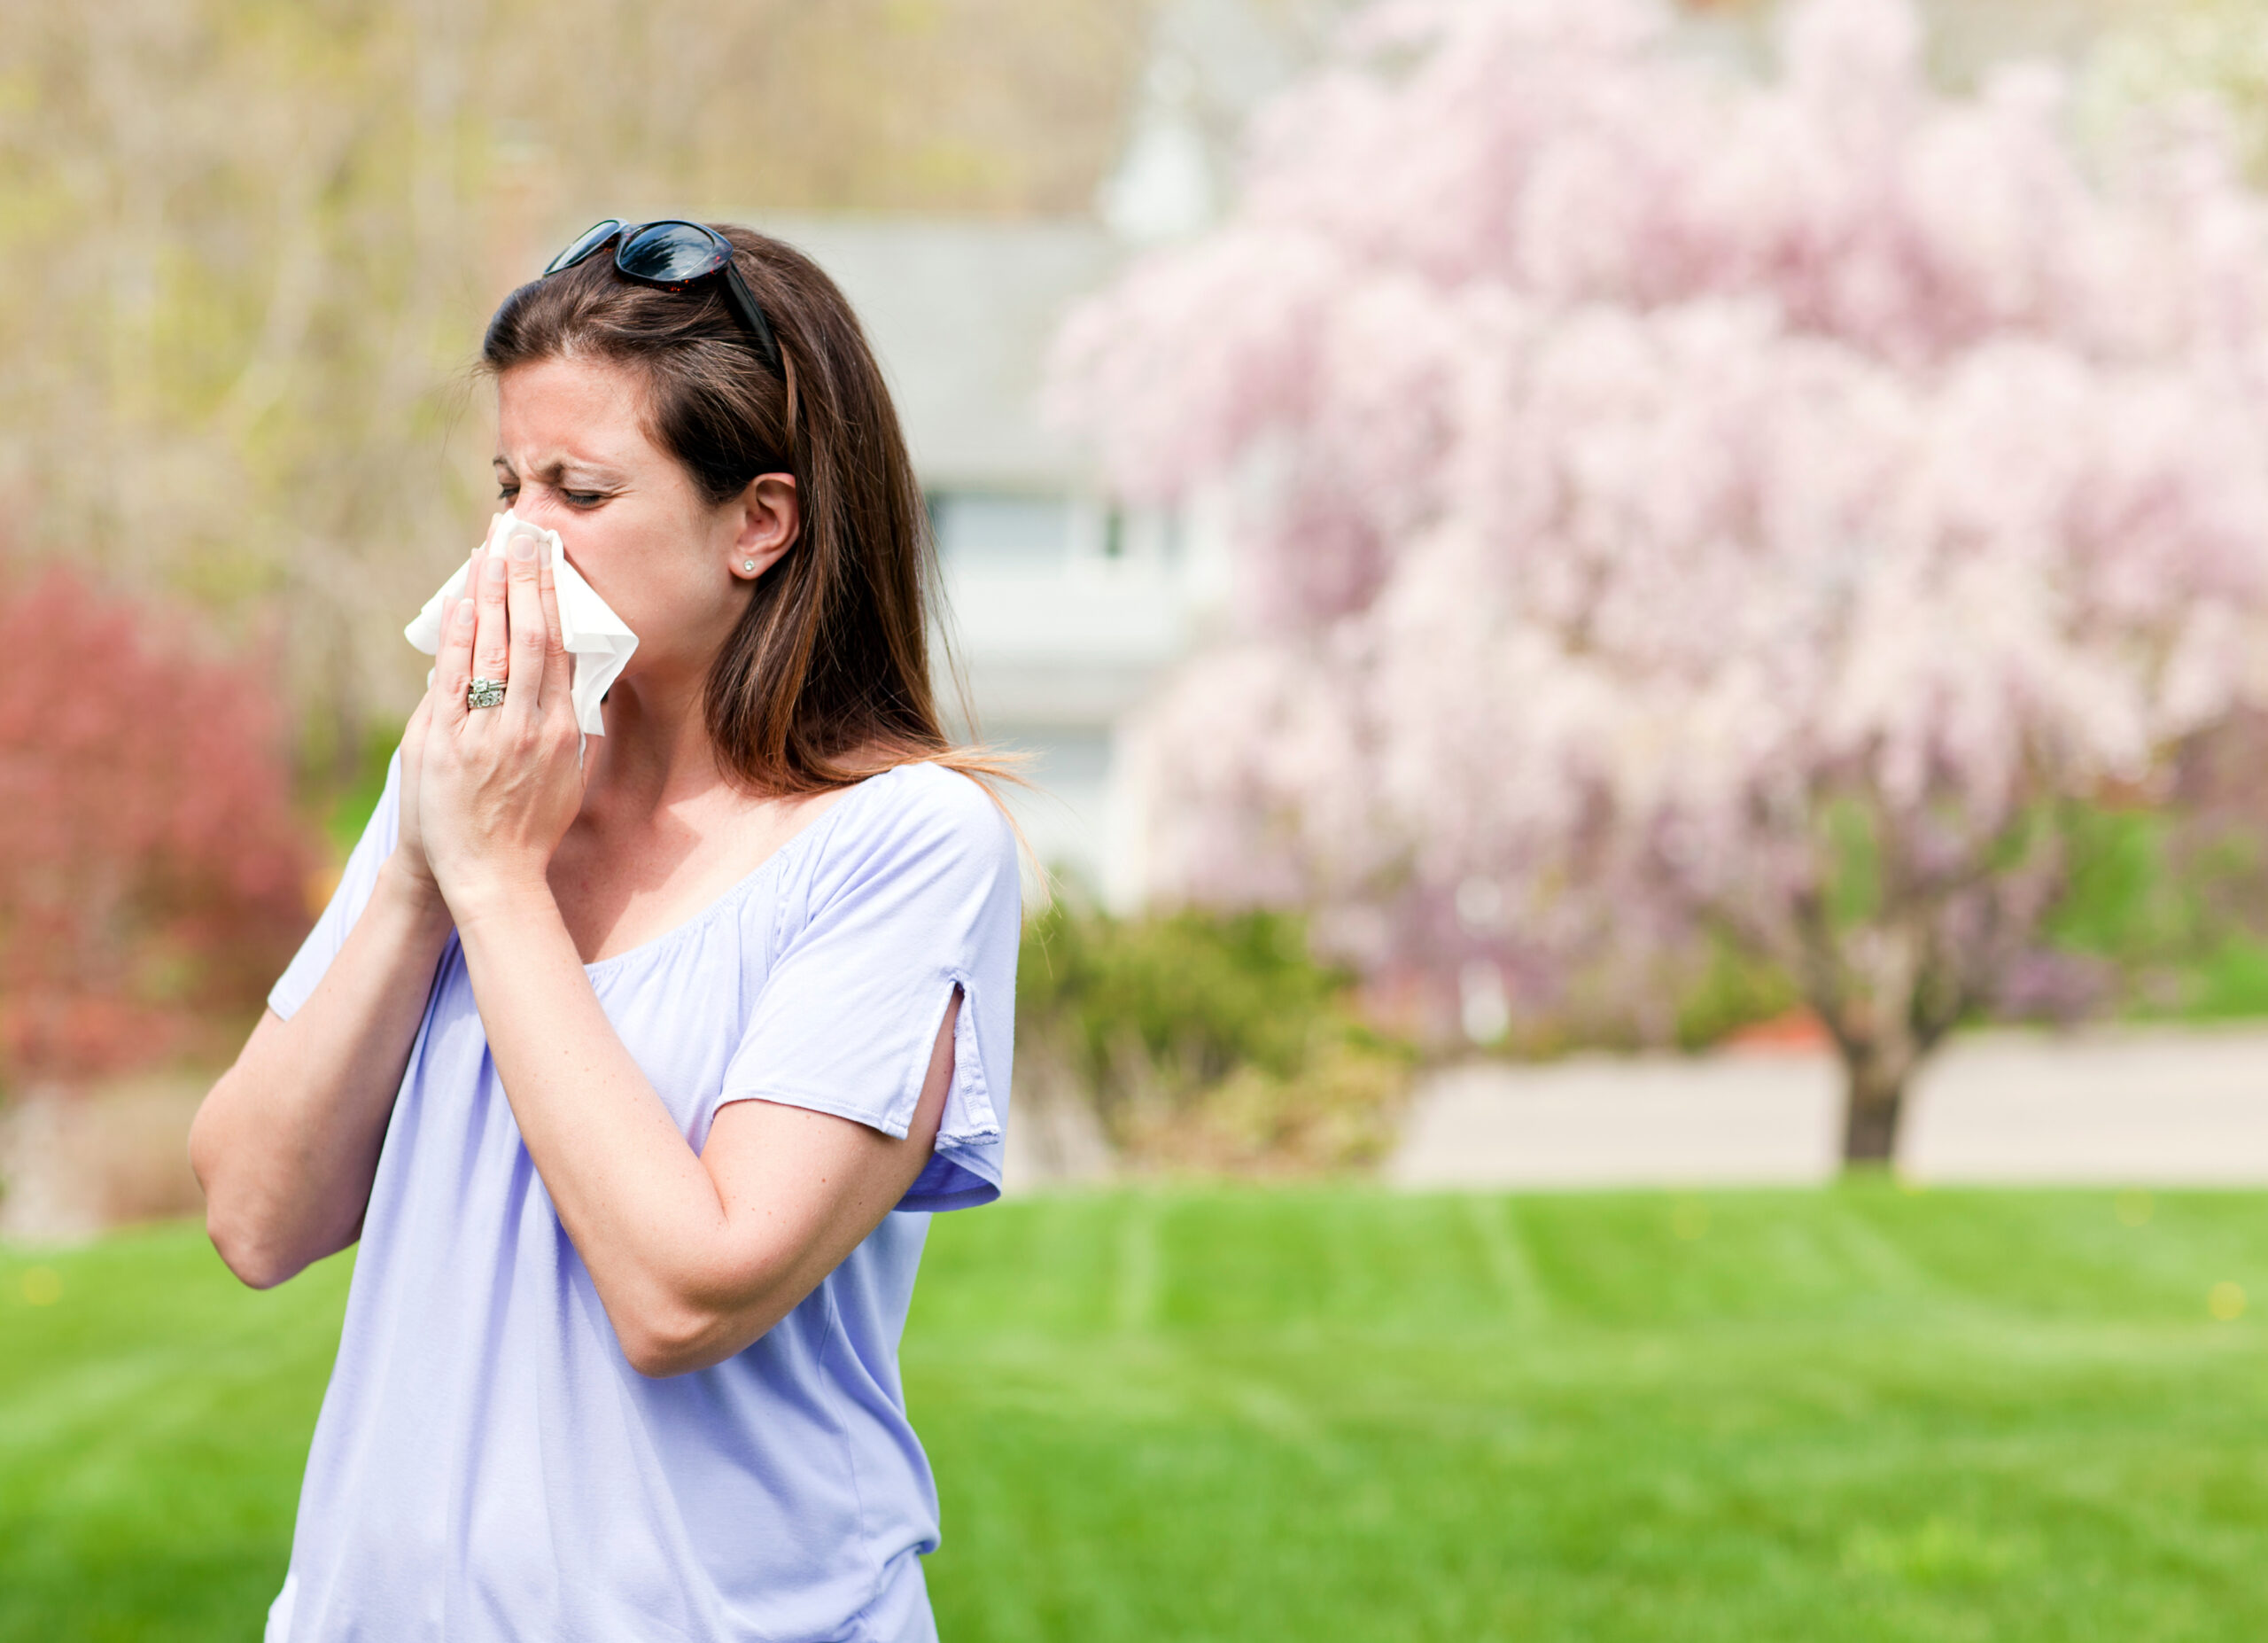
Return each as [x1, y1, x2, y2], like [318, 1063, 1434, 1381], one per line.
[1800, 915, 1931, 1169]
[1839, 1047, 1909, 1166]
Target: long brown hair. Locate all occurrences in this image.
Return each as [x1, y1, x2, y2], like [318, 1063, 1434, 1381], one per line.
[482, 223, 1004, 798]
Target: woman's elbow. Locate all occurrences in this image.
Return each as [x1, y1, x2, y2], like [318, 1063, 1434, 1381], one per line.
[204, 1209, 307, 1291]
[189, 1142, 268, 1289]
[617, 1270, 793, 1379]
[189, 1078, 347, 1289]
[621, 1335, 701, 1380]
[196, 1153, 333, 1289]
[618, 1307, 731, 1379]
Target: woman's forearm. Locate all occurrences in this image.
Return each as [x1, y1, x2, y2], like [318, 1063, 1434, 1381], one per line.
[448, 884, 743, 1360]
[190, 854, 455, 1288]
[450, 882, 951, 1378]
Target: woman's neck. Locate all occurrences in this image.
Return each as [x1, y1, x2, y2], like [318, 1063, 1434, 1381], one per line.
[580, 668, 733, 818]
[546, 661, 858, 965]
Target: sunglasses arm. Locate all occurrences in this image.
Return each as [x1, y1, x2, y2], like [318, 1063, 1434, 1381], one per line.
[722, 261, 786, 378]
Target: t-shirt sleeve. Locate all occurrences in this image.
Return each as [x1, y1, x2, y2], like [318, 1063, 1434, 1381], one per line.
[714, 767, 1021, 1213]
[268, 750, 405, 1021]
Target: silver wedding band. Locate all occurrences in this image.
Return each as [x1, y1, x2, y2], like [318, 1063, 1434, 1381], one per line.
[467, 677, 506, 710]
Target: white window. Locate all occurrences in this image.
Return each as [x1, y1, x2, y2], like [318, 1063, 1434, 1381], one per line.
[929, 491, 1074, 572]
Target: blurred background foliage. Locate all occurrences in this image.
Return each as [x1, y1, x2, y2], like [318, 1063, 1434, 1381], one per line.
[0, 567, 309, 1088]
[9, 0, 2268, 1170]
[0, 0, 1161, 790]
[16, 3, 2268, 1632]
[1017, 899, 1414, 1172]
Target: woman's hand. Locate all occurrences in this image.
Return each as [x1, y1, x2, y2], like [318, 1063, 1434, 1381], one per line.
[393, 541, 499, 898]
[388, 647, 445, 896]
[418, 529, 586, 919]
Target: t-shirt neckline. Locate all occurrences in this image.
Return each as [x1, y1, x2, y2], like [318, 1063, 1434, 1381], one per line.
[578, 764, 908, 980]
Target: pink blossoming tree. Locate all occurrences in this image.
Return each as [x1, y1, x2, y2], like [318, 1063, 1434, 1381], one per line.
[1049, 0, 2268, 1162]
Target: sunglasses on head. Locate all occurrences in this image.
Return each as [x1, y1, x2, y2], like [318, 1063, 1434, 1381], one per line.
[544, 219, 785, 378]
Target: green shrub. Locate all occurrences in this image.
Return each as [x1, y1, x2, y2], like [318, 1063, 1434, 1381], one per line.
[1671, 936, 1805, 1050]
[1015, 900, 1414, 1173]
[2046, 801, 2268, 1018]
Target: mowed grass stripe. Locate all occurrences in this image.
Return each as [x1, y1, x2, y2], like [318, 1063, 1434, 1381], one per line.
[4, 1186, 2268, 1641]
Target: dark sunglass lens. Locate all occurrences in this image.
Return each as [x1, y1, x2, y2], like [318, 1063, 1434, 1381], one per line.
[543, 220, 625, 276]
[617, 221, 729, 284]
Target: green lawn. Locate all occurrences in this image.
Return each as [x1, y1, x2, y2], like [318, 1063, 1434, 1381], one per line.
[6, 1186, 2268, 1640]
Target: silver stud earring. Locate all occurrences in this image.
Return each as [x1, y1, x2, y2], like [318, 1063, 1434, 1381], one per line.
[742, 560, 757, 573]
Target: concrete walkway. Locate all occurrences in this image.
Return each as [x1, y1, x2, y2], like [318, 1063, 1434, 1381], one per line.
[1385, 1024, 2268, 1189]
[20, 1029, 2267, 1237]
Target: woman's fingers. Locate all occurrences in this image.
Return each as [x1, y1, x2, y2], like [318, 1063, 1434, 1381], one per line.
[434, 551, 482, 727]
[472, 540, 512, 699]
[503, 533, 551, 719]
[537, 548, 574, 714]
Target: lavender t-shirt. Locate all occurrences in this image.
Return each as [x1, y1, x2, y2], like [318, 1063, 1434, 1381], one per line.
[260, 758, 1018, 1643]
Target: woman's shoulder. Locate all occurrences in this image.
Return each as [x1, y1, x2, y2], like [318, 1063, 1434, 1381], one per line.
[878, 759, 1014, 826]
[805, 759, 1018, 885]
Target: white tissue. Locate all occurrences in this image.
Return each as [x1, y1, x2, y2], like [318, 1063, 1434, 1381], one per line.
[405, 511, 639, 736]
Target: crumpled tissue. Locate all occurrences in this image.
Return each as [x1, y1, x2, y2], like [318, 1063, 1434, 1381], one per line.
[405, 511, 638, 736]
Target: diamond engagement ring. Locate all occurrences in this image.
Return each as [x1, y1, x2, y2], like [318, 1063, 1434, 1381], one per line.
[466, 677, 507, 710]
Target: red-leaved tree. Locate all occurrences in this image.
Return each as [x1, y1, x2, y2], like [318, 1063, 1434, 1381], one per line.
[0, 565, 315, 1086]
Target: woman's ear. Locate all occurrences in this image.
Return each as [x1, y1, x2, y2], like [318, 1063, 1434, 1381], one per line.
[730, 473, 799, 581]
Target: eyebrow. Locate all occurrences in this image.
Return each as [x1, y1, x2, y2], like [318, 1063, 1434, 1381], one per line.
[493, 455, 627, 486]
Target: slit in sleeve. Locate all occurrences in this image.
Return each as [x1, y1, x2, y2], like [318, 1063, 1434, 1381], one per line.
[705, 766, 1021, 1213]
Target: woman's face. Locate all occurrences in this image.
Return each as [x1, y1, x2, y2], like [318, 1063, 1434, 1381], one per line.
[492, 354, 791, 693]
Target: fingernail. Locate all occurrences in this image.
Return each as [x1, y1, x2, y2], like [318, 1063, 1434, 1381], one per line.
[458, 602, 476, 627]
[509, 533, 538, 563]
[485, 555, 509, 582]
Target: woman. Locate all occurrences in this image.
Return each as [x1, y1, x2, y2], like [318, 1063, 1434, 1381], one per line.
[190, 221, 1020, 1642]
